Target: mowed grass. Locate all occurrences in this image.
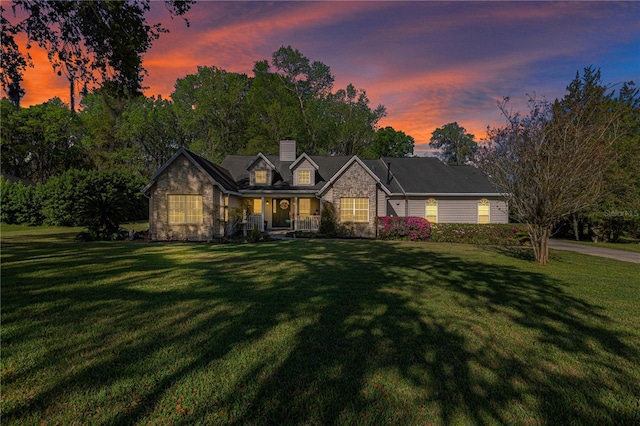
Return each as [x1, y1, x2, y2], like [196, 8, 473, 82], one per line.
[2, 226, 639, 425]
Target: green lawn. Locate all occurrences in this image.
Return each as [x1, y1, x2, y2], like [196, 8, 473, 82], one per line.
[2, 226, 639, 425]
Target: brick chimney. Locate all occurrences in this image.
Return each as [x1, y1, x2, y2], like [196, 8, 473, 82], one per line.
[279, 140, 296, 162]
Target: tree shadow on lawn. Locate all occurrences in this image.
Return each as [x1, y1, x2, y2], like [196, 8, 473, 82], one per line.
[2, 239, 638, 424]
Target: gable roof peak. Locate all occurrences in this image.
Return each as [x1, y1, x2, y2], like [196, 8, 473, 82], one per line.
[247, 152, 277, 171]
[289, 152, 319, 170]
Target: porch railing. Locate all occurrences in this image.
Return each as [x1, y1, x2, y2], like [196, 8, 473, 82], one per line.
[247, 215, 264, 232]
[294, 214, 320, 231]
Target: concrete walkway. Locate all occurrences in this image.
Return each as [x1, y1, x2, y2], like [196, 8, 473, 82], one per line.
[549, 239, 640, 264]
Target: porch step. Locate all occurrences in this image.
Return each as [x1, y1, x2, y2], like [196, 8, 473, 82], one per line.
[267, 229, 291, 239]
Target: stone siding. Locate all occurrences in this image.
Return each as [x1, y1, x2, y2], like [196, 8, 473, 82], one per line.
[324, 161, 378, 238]
[149, 154, 218, 241]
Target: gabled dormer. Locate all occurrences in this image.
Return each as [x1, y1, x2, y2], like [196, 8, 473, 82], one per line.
[290, 153, 319, 186]
[247, 153, 276, 186]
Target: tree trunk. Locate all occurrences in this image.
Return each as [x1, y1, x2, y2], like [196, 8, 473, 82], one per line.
[572, 214, 580, 241]
[528, 224, 551, 265]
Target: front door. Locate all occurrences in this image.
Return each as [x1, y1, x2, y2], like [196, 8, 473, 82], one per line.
[272, 198, 291, 228]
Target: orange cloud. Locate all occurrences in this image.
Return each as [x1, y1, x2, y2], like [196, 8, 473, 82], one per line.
[141, 1, 395, 98]
[14, 34, 70, 107]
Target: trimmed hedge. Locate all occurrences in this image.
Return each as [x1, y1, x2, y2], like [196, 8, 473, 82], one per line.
[429, 223, 530, 245]
[377, 216, 431, 241]
[375, 217, 529, 245]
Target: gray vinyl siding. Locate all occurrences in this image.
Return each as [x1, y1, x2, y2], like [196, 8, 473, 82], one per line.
[387, 197, 405, 216]
[438, 198, 478, 223]
[377, 189, 387, 217]
[490, 199, 508, 223]
[408, 199, 425, 217]
[292, 159, 316, 186]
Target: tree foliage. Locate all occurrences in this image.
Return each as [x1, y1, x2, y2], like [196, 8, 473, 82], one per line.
[479, 68, 632, 264]
[1, 169, 147, 232]
[119, 95, 187, 175]
[330, 84, 386, 156]
[1, 0, 193, 105]
[169, 46, 387, 159]
[429, 122, 477, 165]
[582, 79, 640, 241]
[361, 126, 414, 159]
[0, 97, 83, 183]
[172, 66, 250, 162]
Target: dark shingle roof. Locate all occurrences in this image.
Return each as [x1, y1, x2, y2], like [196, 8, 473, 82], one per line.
[380, 157, 499, 194]
[221, 155, 353, 191]
[185, 149, 239, 192]
[155, 148, 499, 196]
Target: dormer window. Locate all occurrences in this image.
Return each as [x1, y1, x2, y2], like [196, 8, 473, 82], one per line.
[255, 170, 267, 184]
[298, 170, 311, 185]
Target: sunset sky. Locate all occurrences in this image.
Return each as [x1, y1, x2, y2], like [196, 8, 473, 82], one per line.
[15, 1, 640, 155]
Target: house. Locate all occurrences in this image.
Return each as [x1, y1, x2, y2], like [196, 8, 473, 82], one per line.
[142, 140, 507, 240]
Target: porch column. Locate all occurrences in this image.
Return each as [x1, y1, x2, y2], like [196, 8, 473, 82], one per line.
[294, 196, 299, 230]
[261, 196, 265, 231]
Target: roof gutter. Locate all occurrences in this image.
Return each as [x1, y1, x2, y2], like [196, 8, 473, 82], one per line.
[401, 192, 504, 197]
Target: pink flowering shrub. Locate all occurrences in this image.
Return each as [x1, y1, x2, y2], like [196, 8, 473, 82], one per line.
[377, 216, 431, 241]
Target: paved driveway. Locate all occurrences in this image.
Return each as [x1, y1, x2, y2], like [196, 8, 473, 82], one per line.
[549, 240, 640, 264]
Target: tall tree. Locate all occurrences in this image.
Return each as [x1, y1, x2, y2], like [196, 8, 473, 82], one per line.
[1, 0, 193, 102]
[242, 59, 304, 155]
[329, 84, 386, 156]
[361, 126, 414, 159]
[78, 85, 131, 172]
[172, 66, 250, 162]
[479, 70, 626, 264]
[429, 122, 478, 165]
[578, 75, 640, 242]
[118, 95, 187, 177]
[0, 98, 82, 183]
[270, 46, 334, 154]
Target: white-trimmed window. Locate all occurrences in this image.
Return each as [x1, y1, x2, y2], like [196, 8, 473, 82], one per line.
[340, 197, 369, 222]
[169, 195, 203, 224]
[299, 198, 311, 215]
[426, 198, 438, 223]
[478, 198, 490, 224]
[255, 170, 267, 184]
[298, 170, 311, 185]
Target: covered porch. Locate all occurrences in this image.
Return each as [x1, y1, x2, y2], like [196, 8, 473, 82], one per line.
[243, 195, 321, 232]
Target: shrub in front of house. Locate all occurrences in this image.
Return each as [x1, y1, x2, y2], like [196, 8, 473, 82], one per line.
[429, 223, 530, 245]
[319, 201, 338, 236]
[377, 216, 431, 241]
